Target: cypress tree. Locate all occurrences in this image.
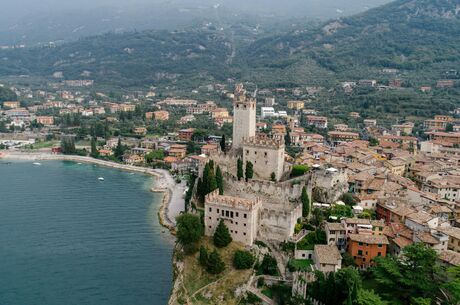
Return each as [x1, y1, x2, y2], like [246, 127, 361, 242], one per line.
[213, 220, 232, 248]
[207, 249, 225, 274]
[220, 135, 226, 153]
[90, 137, 99, 158]
[245, 161, 253, 182]
[301, 186, 310, 218]
[199, 245, 209, 267]
[237, 158, 244, 181]
[216, 166, 224, 195]
[197, 177, 204, 203]
[202, 162, 211, 194]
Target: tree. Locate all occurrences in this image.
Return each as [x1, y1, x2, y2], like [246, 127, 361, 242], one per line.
[270, 172, 276, 182]
[237, 158, 244, 181]
[202, 162, 217, 196]
[373, 243, 440, 302]
[284, 128, 291, 146]
[176, 214, 203, 248]
[216, 166, 224, 195]
[233, 250, 255, 269]
[213, 220, 232, 248]
[207, 249, 225, 274]
[446, 123, 454, 132]
[199, 246, 209, 267]
[60, 135, 76, 155]
[356, 289, 387, 305]
[90, 137, 99, 158]
[341, 193, 356, 206]
[301, 186, 310, 218]
[258, 254, 279, 276]
[197, 177, 205, 203]
[220, 135, 226, 153]
[245, 161, 253, 182]
[114, 138, 125, 161]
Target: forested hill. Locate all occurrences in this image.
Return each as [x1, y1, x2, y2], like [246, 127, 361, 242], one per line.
[238, 0, 460, 87]
[0, 0, 459, 89]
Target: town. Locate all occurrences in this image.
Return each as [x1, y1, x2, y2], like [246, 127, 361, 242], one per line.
[1, 78, 460, 305]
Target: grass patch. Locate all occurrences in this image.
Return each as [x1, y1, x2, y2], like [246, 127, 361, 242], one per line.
[288, 259, 313, 272]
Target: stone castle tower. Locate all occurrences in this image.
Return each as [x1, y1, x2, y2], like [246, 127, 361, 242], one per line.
[232, 84, 256, 150]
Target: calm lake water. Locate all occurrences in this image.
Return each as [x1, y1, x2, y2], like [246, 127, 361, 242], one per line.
[0, 160, 174, 305]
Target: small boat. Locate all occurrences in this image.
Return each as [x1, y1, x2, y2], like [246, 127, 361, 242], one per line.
[98, 177, 105, 181]
[33, 162, 41, 166]
[77, 163, 82, 165]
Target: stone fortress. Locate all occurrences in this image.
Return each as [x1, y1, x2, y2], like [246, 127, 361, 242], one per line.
[204, 84, 347, 245]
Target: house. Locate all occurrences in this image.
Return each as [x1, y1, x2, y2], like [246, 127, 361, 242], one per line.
[261, 107, 276, 118]
[201, 143, 219, 156]
[329, 131, 360, 144]
[384, 159, 406, 176]
[287, 101, 305, 110]
[3, 101, 21, 109]
[168, 147, 187, 159]
[437, 80, 455, 89]
[306, 116, 328, 129]
[211, 108, 229, 119]
[405, 211, 439, 232]
[36, 116, 54, 126]
[313, 245, 342, 273]
[342, 218, 372, 236]
[325, 222, 346, 252]
[134, 127, 147, 136]
[438, 227, 460, 253]
[348, 234, 389, 269]
[178, 128, 195, 141]
[154, 111, 170, 121]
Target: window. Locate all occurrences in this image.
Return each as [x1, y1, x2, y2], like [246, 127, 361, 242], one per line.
[378, 244, 383, 248]
[217, 209, 219, 213]
[209, 207, 212, 212]
[378, 252, 382, 256]
[264, 152, 267, 157]
[209, 226, 211, 228]
[236, 212, 239, 217]
[358, 250, 363, 256]
[235, 231, 238, 234]
[244, 214, 247, 219]
[358, 242, 363, 246]
[226, 210, 229, 217]
[243, 232, 246, 236]
[231, 211, 234, 218]
[208, 217, 211, 220]
[244, 223, 247, 227]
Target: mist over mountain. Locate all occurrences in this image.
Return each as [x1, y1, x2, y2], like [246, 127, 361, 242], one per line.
[0, 0, 391, 45]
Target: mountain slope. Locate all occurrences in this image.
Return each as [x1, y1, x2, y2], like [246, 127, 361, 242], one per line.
[239, 0, 460, 86]
[0, 0, 459, 89]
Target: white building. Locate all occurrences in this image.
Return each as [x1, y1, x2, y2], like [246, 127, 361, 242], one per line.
[204, 190, 262, 246]
[260, 107, 276, 119]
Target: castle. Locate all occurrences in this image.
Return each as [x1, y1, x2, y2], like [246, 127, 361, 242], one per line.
[204, 84, 303, 245]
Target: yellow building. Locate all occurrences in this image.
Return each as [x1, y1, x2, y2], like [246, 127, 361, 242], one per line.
[3, 101, 20, 109]
[287, 101, 305, 110]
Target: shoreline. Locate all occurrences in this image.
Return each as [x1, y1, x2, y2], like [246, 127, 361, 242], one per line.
[0, 151, 180, 233]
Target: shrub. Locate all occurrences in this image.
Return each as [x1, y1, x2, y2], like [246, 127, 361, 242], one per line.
[291, 165, 310, 177]
[233, 250, 255, 269]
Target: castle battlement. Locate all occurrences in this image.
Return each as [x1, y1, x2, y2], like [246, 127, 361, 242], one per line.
[242, 136, 285, 149]
[205, 189, 261, 211]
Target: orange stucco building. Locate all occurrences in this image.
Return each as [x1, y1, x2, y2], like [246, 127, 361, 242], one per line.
[348, 234, 389, 269]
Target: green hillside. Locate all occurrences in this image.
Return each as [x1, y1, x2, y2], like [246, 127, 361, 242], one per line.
[0, 0, 459, 92]
[239, 0, 460, 87]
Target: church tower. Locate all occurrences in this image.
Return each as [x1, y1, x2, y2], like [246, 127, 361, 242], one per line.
[232, 84, 256, 150]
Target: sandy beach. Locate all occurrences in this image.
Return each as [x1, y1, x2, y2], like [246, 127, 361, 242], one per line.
[0, 150, 186, 231]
